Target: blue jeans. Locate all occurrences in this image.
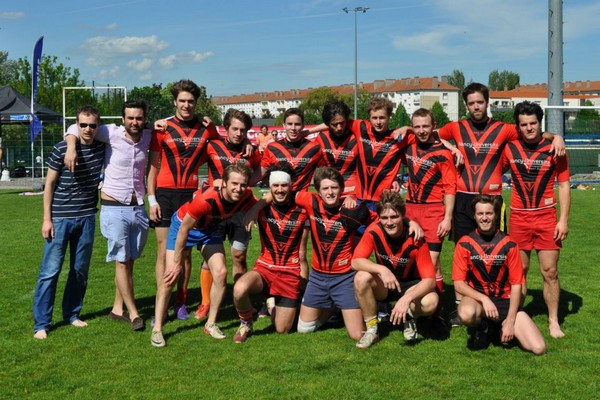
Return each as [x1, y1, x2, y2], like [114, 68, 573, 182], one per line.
[33, 215, 95, 332]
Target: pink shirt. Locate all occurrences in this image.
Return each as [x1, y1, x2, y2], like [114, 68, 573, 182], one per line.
[66, 124, 151, 205]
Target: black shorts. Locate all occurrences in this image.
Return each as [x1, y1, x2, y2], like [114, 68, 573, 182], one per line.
[382, 279, 420, 303]
[151, 188, 195, 228]
[452, 192, 506, 242]
[213, 212, 251, 251]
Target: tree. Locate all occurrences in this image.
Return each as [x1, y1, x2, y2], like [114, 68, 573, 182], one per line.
[0, 51, 18, 86]
[431, 102, 450, 128]
[446, 69, 467, 118]
[129, 84, 172, 123]
[11, 55, 92, 115]
[299, 87, 352, 124]
[491, 109, 514, 123]
[488, 70, 520, 91]
[356, 90, 373, 120]
[389, 103, 410, 129]
[572, 100, 600, 133]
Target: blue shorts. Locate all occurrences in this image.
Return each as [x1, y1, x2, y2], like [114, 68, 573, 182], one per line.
[166, 214, 223, 250]
[302, 269, 359, 309]
[100, 204, 149, 262]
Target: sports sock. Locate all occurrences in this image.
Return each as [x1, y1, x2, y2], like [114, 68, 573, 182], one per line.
[365, 316, 378, 332]
[200, 266, 213, 305]
[238, 309, 254, 326]
[176, 286, 187, 306]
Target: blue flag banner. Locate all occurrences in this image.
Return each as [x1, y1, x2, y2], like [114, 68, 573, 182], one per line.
[30, 36, 44, 142]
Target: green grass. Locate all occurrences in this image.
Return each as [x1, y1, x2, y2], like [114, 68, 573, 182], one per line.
[1, 187, 599, 399]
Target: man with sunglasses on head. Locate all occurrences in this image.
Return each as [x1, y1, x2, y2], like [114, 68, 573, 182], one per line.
[33, 106, 106, 340]
[65, 100, 152, 333]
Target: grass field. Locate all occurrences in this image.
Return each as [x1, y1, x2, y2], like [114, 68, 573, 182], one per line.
[1, 187, 599, 399]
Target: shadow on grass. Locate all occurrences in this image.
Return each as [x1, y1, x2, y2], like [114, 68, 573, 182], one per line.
[522, 287, 583, 325]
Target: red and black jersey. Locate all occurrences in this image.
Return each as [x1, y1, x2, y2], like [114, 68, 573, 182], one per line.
[256, 200, 308, 267]
[402, 136, 456, 203]
[503, 138, 570, 210]
[315, 130, 358, 195]
[350, 119, 408, 201]
[439, 119, 518, 195]
[261, 138, 322, 191]
[204, 138, 261, 186]
[353, 220, 436, 281]
[151, 116, 219, 189]
[452, 229, 524, 299]
[176, 187, 256, 230]
[296, 191, 369, 274]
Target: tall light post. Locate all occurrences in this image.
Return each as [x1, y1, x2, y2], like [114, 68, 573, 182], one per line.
[343, 6, 369, 119]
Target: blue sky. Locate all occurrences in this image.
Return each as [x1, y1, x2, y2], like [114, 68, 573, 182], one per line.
[2, 0, 599, 97]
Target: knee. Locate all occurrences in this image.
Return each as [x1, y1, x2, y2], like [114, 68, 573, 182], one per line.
[457, 303, 477, 326]
[232, 282, 248, 301]
[419, 293, 439, 315]
[211, 266, 228, 285]
[530, 342, 547, 356]
[353, 271, 372, 292]
[297, 318, 321, 334]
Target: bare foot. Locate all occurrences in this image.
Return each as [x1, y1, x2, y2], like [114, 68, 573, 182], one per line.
[34, 330, 48, 340]
[549, 320, 565, 338]
[71, 319, 88, 328]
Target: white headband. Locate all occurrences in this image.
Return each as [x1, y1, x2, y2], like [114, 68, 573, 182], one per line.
[269, 171, 292, 186]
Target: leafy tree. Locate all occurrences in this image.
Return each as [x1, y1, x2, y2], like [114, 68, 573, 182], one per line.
[431, 101, 450, 128]
[356, 89, 373, 120]
[446, 69, 467, 118]
[129, 84, 172, 123]
[572, 100, 600, 133]
[11, 55, 92, 115]
[299, 87, 352, 124]
[162, 81, 222, 125]
[389, 103, 410, 129]
[0, 51, 18, 85]
[262, 109, 274, 119]
[488, 70, 520, 91]
[491, 109, 514, 123]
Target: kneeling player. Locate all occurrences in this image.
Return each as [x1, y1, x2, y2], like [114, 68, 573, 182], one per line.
[232, 164, 308, 343]
[452, 195, 546, 354]
[352, 190, 438, 348]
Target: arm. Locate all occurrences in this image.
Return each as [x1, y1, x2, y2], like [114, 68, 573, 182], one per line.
[437, 194, 455, 238]
[64, 126, 80, 172]
[308, 123, 327, 134]
[146, 150, 161, 223]
[454, 281, 499, 321]
[554, 180, 570, 241]
[438, 137, 463, 167]
[41, 169, 59, 240]
[405, 218, 424, 241]
[351, 257, 401, 293]
[242, 192, 272, 230]
[390, 278, 435, 325]
[500, 283, 522, 343]
[542, 132, 566, 157]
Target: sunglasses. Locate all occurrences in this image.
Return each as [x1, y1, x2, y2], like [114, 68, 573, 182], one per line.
[79, 123, 97, 129]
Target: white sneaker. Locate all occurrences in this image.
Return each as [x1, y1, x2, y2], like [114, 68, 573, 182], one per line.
[403, 310, 418, 341]
[204, 323, 226, 340]
[356, 330, 379, 349]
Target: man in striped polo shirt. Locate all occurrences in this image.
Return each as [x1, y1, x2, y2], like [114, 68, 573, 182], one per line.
[33, 105, 105, 339]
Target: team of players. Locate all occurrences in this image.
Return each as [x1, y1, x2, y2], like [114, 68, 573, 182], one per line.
[34, 80, 569, 355]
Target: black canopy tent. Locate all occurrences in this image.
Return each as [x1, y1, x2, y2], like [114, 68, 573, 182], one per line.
[0, 85, 63, 178]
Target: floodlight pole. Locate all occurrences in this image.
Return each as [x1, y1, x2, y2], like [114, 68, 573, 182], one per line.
[343, 6, 369, 119]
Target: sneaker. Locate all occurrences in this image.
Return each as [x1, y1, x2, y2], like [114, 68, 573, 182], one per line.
[472, 319, 491, 350]
[233, 322, 253, 343]
[449, 309, 463, 327]
[204, 323, 226, 340]
[403, 311, 418, 341]
[377, 302, 390, 323]
[431, 315, 450, 334]
[131, 317, 144, 331]
[175, 304, 189, 320]
[150, 313, 168, 328]
[257, 303, 269, 318]
[356, 330, 379, 349]
[151, 330, 166, 347]
[195, 304, 210, 320]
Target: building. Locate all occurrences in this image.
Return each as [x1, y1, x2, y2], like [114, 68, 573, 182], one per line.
[213, 76, 460, 121]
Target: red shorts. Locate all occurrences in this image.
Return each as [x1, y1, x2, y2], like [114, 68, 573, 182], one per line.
[405, 202, 445, 251]
[509, 207, 561, 251]
[253, 260, 301, 301]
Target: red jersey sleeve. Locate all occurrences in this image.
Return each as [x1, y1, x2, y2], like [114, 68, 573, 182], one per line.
[261, 144, 276, 169]
[352, 223, 377, 259]
[451, 238, 470, 282]
[506, 242, 525, 286]
[150, 130, 164, 153]
[415, 243, 436, 279]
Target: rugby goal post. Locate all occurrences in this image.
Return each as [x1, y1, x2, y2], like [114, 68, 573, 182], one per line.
[62, 86, 128, 133]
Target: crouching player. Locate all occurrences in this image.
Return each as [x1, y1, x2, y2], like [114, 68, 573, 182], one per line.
[232, 164, 308, 343]
[151, 162, 262, 347]
[452, 194, 546, 354]
[352, 190, 438, 348]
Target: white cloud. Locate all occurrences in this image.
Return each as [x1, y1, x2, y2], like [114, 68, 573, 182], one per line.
[159, 51, 214, 69]
[99, 66, 120, 80]
[564, 1, 600, 39]
[104, 23, 118, 31]
[0, 11, 25, 20]
[81, 35, 169, 66]
[139, 71, 153, 81]
[127, 58, 153, 71]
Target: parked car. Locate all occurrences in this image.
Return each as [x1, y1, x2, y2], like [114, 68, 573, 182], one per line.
[10, 166, 30, 178]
